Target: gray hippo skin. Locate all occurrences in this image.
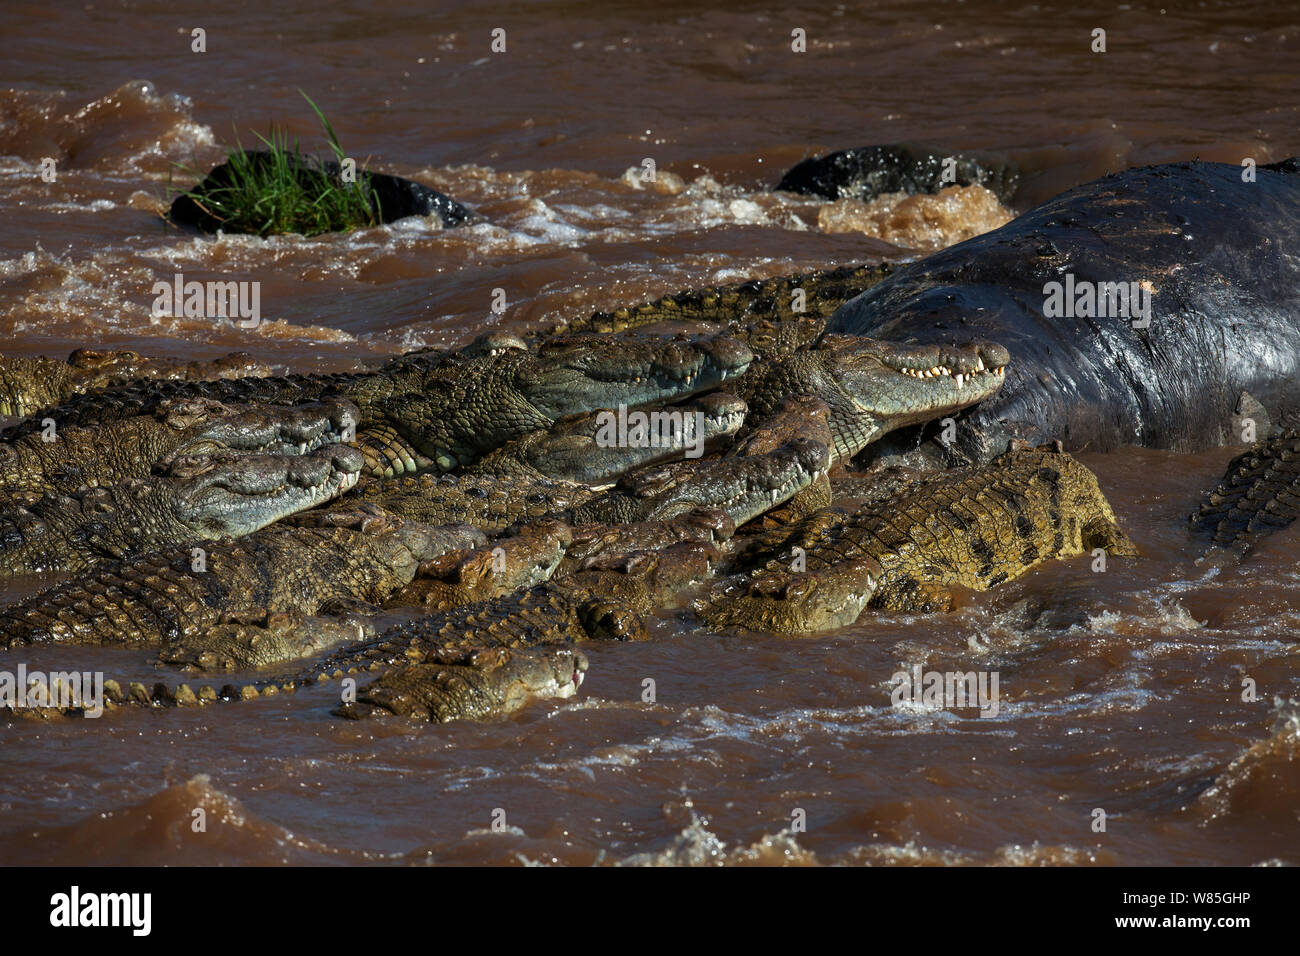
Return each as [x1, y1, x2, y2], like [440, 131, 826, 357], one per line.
[826, 159, 1300, 465]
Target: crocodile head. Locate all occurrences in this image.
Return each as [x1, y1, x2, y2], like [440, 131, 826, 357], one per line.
[161, 443, 364, 538]
[333, 645, 589, 722]
[521, 332, 755, 419]
[492, 645, 588, 709]
[574, 541, 723, 641]
[499, 391, 749, 484]
[634, 437, 832, 526]
[157, 396, 360, 461]
[377, 331, 754, 471]
[398, 518, 573, 609]
[744, 334, 1009, 462]
[695, 554, 883, 634]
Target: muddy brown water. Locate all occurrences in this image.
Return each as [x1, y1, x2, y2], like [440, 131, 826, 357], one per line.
[1, 1, 1299, 866]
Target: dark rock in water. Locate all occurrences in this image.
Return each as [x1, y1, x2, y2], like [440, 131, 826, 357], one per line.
[775, 143, 1020, 204]
[361, 166, 474, 228]
[168, 150, 474, 233]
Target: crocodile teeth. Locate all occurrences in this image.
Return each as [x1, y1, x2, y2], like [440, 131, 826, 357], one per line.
[955, 374, 965, 388]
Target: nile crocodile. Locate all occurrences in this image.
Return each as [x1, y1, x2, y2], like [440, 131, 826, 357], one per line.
[0, 348, 270, 419]
[564, 434, 830, 528]
[36, 539, 719, 723]
[335, 645, 588, 722]
[466, 392, 748, 484]
[18, 641, 589, 726]
[0, 507, 485, 657]
[697, 445, 1137, 633]
[1193, 427, 1300, 553]
[388, 518, 575, 612]
[729, 333, 1007, 465]
[0, 444, 362, 575]
[3, 331, 754, 478]
[0, 397, 358, 500]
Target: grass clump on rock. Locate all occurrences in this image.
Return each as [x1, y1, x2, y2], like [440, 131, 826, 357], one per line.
[170, 92, 380, 237]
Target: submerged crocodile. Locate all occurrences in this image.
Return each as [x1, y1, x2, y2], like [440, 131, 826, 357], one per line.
[35, 539, 718, 723]
[1193, 427, 1300, 553]
[0, 445, 361, 575]
[775, 143, 1021, 205]
[697, 445, 1136, 633]
[32, 642, 589, 726]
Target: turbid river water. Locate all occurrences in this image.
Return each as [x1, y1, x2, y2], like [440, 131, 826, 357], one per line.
[1, 0, 1298, 865]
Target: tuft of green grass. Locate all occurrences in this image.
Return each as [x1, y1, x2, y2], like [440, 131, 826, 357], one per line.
[171, 91, 380, 237]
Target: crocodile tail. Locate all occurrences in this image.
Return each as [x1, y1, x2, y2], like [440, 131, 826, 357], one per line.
[13, 657, 401, 719]
[0, 675, 299, 719]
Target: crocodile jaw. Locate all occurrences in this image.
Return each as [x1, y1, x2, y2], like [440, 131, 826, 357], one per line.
[524, 334, 755, 419]
[827, 336, 1010, 460]
[169, 444, 364, 538]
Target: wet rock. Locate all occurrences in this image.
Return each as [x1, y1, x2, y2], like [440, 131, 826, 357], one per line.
[168, 150, 474, 233]
[776, 143, 1020, 204]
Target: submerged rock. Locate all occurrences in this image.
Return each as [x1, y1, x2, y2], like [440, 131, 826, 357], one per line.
[776, 143, 1020, 204]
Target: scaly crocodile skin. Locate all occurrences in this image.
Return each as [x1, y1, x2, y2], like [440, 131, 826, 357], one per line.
[698, 446, 1137, 632]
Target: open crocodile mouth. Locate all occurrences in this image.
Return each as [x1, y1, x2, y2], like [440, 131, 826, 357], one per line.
[752, 454, 829, 511]
[223, 470, 355, 502]
[889, 357, 1007, 390]
[550, 653, 588, 698]
[269, 430, 354, 455]
[693, 397, 748, 436]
